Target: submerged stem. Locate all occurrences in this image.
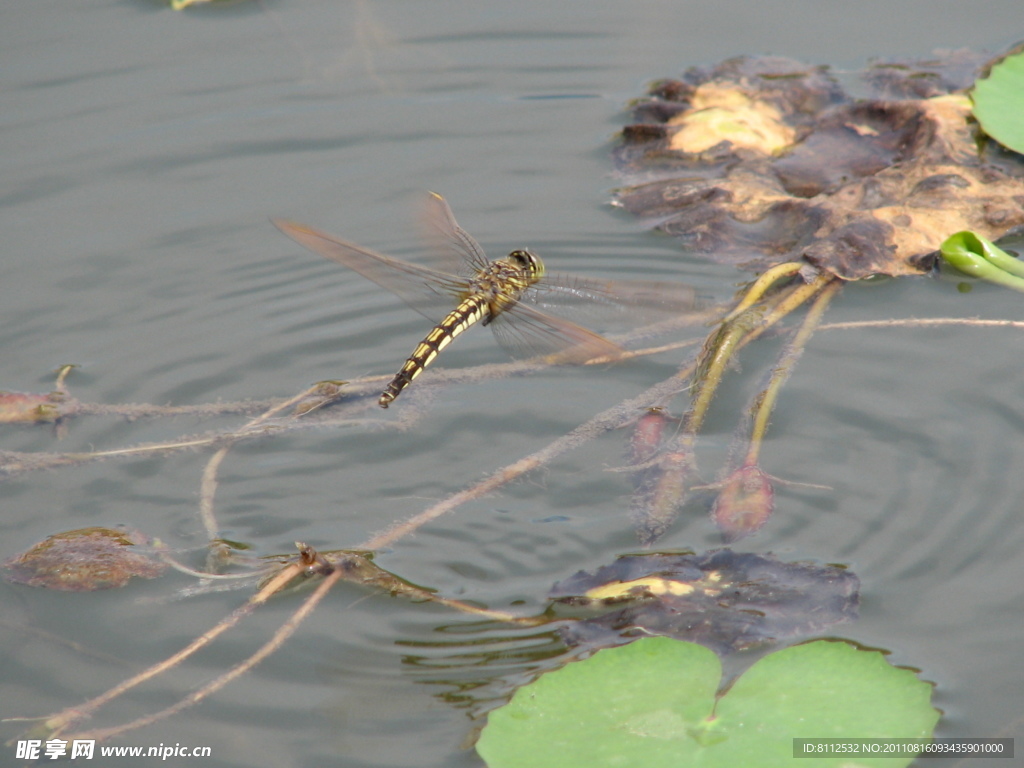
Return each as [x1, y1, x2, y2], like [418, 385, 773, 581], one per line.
[721, 261, 804, 323]
[745, 277, 842, 464]
[687, 307, 764, 435]
[687, 272, 831, 436]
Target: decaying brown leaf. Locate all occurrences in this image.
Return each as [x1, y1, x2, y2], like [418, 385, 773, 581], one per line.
[615, 53, 1024, 279]
[551, 549, 859, 655]
[4, 526, 166, 591]
[0, 391, 79, 425]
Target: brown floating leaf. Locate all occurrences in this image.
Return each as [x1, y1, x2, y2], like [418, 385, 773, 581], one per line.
[864, 50, 992, 99]
[615, 53, 1024, 280]
[0, 391, 79, 424]
[4, 526, 166, 591]
[551, 549, 859, 656]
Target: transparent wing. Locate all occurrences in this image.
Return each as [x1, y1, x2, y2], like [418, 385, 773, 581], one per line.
[488, 273, 709, 361]
[519, 273, 709, 333]
[488, 301, 624, 362]
[420, 191, 492, 277]
[273, 219, 470, 324]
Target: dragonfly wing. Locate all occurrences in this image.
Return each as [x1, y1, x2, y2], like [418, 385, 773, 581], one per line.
[488, 300, 624, 362]
[519, 274, 710, 332]
[273, 219, 468, 324]
[420, 192, 492, 276]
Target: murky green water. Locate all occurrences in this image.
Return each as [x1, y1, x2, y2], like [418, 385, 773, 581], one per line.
[2, 2, 1022, 766]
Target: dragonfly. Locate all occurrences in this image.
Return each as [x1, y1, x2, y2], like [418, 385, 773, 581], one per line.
[273, 193, 704, 408]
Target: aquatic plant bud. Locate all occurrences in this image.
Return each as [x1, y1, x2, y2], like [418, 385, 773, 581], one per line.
[940, 230, 1024, 292]
[626, 408, 693, 546]
[627, 407, 672, 469]
[630, 447, 697, 547]
[711, 463, 774, 542]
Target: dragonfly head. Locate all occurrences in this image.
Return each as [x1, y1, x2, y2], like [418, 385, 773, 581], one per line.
[508, 249, 545, 279]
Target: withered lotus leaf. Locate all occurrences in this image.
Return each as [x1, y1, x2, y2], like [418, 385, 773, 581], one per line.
[551, 549, 858, 655]
[615, 53, 1024, 279]
[4, 526, 166, 591]
[0, 391, 78, 424]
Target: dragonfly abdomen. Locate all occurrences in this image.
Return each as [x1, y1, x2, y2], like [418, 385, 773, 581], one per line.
[379, 296, 491, 408]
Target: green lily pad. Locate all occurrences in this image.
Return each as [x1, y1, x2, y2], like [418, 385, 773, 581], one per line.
[973, 49, 1024, 155]
[477, 637, 938, 768]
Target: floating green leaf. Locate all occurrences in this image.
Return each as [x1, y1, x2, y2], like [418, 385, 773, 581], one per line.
[940, 230, 1024, 291]
[972, 50, 1024, 155]
[477, 637, 938, 768]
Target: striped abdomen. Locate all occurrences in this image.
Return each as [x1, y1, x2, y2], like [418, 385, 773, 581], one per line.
[379, 296, 490, 408]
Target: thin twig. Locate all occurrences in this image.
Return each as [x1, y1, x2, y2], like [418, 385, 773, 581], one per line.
[819, 317, 1024, 332]
[157, 551, 275, 581]
[359, 354, 701, 550]
[0, 337, 703, 482]
[60, 563, 337, 744]
[37, 562, 304, 738]
[199, 383, 329, 541]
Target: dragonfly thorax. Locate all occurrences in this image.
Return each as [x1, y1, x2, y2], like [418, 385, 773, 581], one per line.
[462, 250, 546, 322]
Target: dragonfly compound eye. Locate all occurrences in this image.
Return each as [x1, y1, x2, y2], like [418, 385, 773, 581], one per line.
[508, 249, 544, 276]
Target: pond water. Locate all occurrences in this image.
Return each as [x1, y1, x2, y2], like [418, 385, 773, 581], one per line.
[2, 1, 1023, 766]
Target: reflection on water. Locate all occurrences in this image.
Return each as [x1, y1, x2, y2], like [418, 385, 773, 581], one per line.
[397, 623, 569, 712]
